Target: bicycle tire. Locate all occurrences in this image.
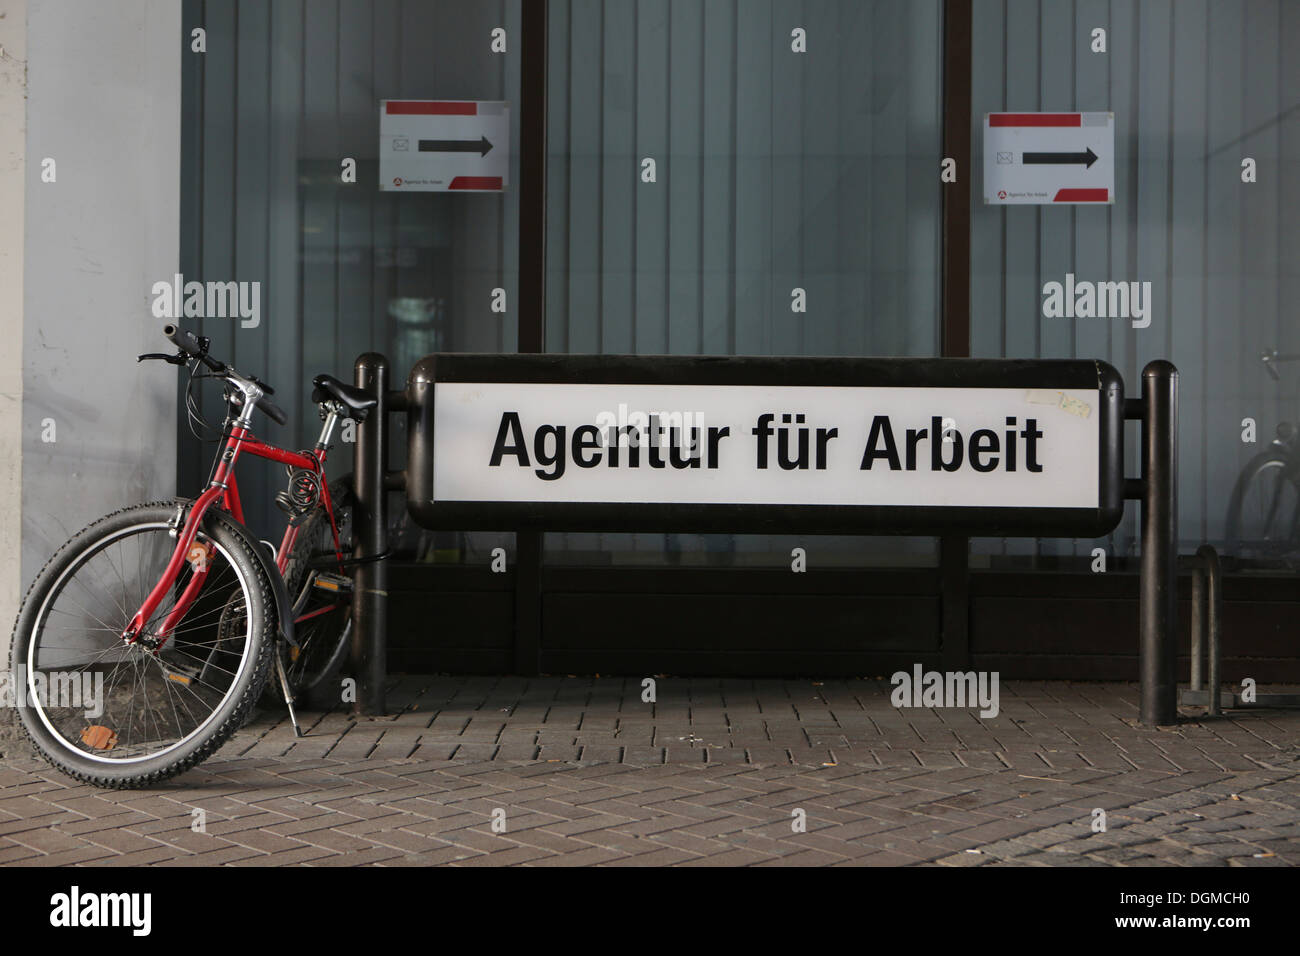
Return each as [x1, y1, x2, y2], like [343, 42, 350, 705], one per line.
[9, 501, 276, 788]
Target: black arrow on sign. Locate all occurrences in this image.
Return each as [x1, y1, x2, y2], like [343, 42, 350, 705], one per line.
[1023, 147, 1098, 168]
[418, 136, 494, 157]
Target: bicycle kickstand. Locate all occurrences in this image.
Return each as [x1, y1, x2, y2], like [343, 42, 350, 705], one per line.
[274, 645, 305, 738]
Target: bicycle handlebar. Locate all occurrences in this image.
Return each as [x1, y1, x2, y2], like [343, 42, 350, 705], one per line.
[256, 397, 289, 427]
[163, 324, 288, 426]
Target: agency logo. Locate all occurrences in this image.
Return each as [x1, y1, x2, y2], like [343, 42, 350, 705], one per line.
[49, 887, 151, 937]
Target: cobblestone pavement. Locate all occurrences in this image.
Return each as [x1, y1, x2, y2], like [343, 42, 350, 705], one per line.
[1, 678, 1298, 866]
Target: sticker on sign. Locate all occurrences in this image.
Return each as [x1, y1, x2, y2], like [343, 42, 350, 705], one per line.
[984, 112, 1114, 205]
[379, 100, 510, 192]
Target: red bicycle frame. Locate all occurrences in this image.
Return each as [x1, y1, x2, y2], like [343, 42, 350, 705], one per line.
[122, 401, 344, 648]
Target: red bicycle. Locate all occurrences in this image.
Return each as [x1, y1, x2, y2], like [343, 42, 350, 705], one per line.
[9, 325, 373, 787]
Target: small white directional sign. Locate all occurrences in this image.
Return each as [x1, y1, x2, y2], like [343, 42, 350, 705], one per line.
[379, 100, 509, 193]
[984, 112, 1114, 205]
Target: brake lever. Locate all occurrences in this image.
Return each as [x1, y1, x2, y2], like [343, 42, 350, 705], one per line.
[138, 351, 189, 365]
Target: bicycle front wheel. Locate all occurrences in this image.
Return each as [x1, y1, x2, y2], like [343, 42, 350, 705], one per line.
[9, 501, 276, 788]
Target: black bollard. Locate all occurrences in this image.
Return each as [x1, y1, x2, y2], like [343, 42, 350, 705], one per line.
[1139, 360, 1178, 727]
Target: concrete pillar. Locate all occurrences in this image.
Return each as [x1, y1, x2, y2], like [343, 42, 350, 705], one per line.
[0, 0, 27, 652]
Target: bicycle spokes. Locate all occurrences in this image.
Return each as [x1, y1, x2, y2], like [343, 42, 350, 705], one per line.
[26, 521, 258, 762]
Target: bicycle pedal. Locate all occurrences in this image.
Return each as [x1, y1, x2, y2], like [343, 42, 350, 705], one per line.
[158, 655, 202, 686]
[311, 572, 352, 594]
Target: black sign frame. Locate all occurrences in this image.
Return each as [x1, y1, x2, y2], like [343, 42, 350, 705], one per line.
[402, 353, 1126, 538]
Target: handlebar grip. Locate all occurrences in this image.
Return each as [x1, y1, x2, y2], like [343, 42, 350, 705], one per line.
[163, 324, 225, 372]
[164, 324, 283, 423]
[257, 396, 289, 427]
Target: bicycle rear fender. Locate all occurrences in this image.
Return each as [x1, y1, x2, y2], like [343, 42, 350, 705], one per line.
[186, 500, 298, 651]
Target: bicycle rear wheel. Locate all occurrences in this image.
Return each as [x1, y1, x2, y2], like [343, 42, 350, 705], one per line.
[9, 502, 276, 787]
[278, 477, 354, 708]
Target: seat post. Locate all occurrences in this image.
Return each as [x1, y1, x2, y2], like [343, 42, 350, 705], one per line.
[314, 406, 341, 452]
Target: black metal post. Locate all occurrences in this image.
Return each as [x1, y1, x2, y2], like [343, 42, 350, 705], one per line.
[1139, 360, 1178, 727]
[938, 0, 973, 672]
[1198, 544, 1222, 717]
[352, 353, 390, 717]
[1190, 562, 1204, 692]
[511, 0, 547, 674]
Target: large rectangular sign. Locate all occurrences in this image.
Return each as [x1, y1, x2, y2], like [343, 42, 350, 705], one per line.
[984, 112, 1114, 205]
[404, 355, 1125, 536]
[435, 383, 1096, 507]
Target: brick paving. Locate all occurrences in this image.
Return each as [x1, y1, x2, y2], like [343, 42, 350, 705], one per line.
[1, 677, 1299, 866]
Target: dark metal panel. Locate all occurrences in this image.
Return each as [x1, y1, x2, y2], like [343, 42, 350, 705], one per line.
[233, 0, 274, 536]
[515, 0, 549, 675]
[178, 0, 207, 496]
[543, 592, 939, 653]
[732, 0, 773, 357]
[541, 566, 939, 595]
[940, 0, 972, 672]
[388, 592, 514, 650]
[388, 648, 514, 673]
[335, 0, 376, 370]
[939, 534, 970, 670]
[537, 650, 944, 680]
[941, 0, 971, 361]
[519, 0, 548, 354]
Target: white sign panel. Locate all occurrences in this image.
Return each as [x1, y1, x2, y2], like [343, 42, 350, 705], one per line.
[430, 383, 1101, 509]
[984, 112, 1114, 205]
[379, 100, 509, 192]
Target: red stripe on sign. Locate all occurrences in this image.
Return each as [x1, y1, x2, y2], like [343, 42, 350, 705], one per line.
[989, 113, 1081, 127]
[1053, 188, 1109, 202]
[449, 176, 503, 190]
[385, 101, 477, 115]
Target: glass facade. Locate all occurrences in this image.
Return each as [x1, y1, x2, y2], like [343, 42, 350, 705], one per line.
[969, 0, 1300, 573]
[180, 0, 521, 563]
[180, 0, 1300, 578]
[543, 0, 944, 566]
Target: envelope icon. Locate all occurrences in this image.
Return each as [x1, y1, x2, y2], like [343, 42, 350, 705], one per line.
[996, 151, 1013, 164]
